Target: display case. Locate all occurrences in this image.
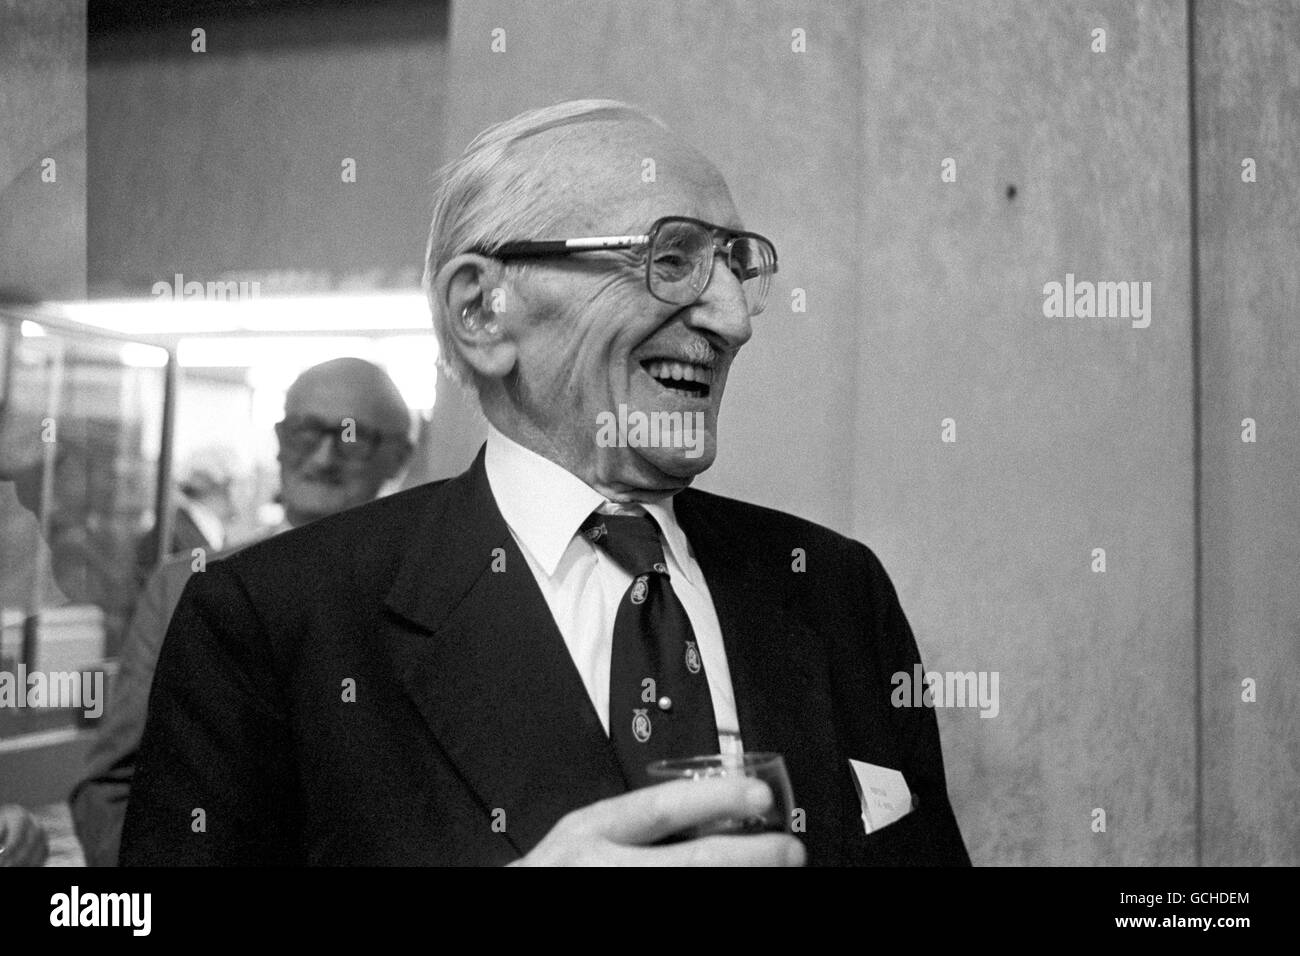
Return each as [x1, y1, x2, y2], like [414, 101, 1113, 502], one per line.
[0, 305, 175, 744]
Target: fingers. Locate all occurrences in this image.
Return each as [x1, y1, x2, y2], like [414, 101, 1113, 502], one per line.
[641, 833, 805, 867]
[582, 776, 774, 845]
[517, 779, 805, 866]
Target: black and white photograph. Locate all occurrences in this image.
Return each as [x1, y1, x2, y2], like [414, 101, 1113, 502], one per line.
[0, 0, 1294, 933]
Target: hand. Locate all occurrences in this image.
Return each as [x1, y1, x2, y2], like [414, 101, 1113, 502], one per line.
[0, 805, 50, 867]
[511, 777, 805, 866]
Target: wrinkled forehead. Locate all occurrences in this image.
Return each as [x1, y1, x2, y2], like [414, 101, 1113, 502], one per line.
[512, 120, 742, 235]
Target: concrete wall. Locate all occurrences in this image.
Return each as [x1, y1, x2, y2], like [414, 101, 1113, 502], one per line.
[1194, 0, 1300, 866]
[856, 0, 1195, 865]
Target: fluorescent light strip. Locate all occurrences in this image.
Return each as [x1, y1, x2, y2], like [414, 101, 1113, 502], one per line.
[54, 292, 432, 335]
[177, 335, 438, 409]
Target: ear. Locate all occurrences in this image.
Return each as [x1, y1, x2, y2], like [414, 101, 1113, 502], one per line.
[432, 253, 518, 382]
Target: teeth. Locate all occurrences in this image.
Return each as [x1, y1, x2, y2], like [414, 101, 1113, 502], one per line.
[644, 360, 712, 385]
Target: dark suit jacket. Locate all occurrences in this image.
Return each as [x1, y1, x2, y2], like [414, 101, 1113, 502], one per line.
[121, 449, 969, 866]
[70, 543, 244, 866]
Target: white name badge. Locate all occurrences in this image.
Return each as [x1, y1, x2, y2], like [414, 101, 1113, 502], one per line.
[848, 759, 913, 835]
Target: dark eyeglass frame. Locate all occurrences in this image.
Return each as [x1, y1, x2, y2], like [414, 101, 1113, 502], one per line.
[274, 416, 409, 462]
[471, 215, 779, 315]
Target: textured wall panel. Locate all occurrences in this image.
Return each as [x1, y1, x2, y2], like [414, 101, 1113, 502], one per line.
[1195, 0, 1300, 866]
[855, 0, 1196, 863]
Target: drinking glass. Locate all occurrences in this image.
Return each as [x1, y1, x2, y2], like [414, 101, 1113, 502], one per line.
[646, 752, 796, 838]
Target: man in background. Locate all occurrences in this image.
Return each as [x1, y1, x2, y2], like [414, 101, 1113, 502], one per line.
[70, 356, 413, 866]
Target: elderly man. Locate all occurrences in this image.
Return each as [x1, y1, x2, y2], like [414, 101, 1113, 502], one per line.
[71, 357, 412, 866]
[121, 100, 968, 866]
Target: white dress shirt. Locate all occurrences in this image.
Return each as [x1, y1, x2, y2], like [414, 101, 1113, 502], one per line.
[484, 425, 742, 751]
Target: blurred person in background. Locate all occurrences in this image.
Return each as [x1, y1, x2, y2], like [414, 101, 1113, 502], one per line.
[135, 446, 240, 579]
[69, 356, 413, 866]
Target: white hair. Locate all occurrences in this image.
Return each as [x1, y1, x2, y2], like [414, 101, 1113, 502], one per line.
[422, 99, 667, 389]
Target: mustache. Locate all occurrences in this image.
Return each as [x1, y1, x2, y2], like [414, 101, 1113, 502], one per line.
[291, 466, 345, 484]
[682, 338, 719, 365]
[645, 337, 724, 366]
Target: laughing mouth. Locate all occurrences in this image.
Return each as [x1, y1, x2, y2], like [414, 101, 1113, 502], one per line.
[641, 359, 713, 398]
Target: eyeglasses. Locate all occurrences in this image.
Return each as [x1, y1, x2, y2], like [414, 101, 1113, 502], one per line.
[275, 416, 407, 462]
[476, 216, 778, 316]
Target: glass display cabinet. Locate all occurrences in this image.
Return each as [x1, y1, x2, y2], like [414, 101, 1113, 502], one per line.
[0, 305, 174, 754]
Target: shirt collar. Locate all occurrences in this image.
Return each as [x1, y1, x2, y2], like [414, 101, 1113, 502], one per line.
[484, 425, 697, 584]
[485, 426, 605, 577]
[640, 498, 697, 587]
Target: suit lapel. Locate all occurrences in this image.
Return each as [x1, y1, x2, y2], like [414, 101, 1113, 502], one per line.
[380, 456, 854, 863]
[383, 447, 626, 856]
[675, 490, 854, 865]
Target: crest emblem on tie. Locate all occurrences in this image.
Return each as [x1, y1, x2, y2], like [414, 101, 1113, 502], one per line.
[653, 562, 667, 574]
[632, 708, 652, 742]
[684, 640, 702, 674]
[585, 522, 607, 542]
[630, 574, 649, 604]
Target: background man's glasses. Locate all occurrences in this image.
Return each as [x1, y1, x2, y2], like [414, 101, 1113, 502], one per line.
[275, 416, 405, 462]
[476, 216, 778, 316]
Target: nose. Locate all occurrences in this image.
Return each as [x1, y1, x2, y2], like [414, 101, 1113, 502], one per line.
[687, 253, 753, 349]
